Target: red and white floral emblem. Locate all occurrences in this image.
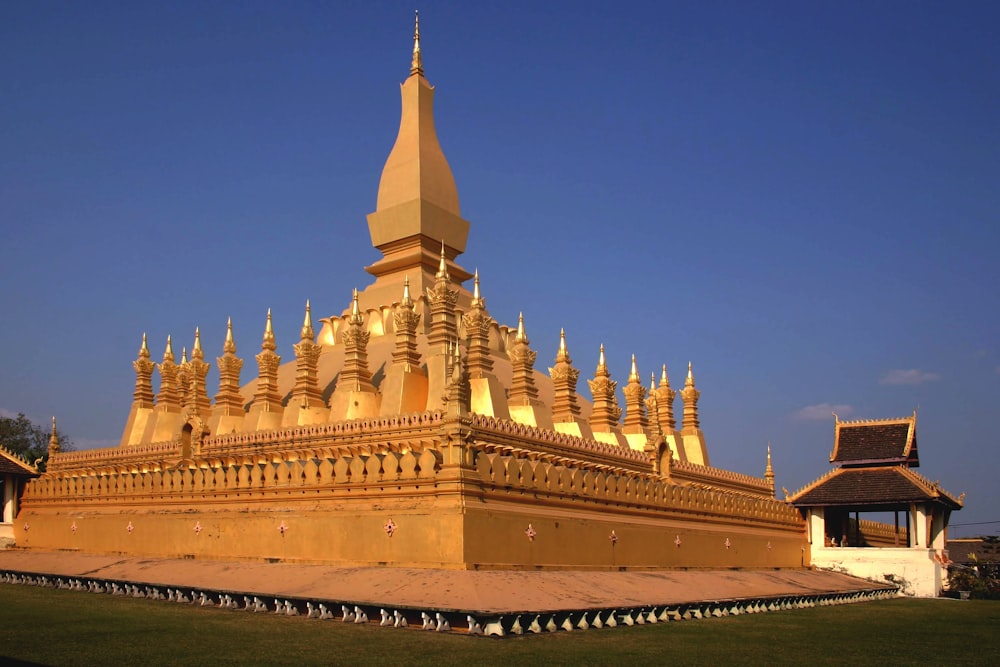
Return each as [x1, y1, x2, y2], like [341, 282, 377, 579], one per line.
[384, 518, 397, 537]
[524, 524, 537, 542]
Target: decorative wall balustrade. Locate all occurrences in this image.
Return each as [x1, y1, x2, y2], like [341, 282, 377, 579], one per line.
[25, 447, 443, 506]
[474, 450, 800, 528]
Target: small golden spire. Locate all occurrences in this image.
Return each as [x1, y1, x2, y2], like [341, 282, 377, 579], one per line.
[48, 416, 60, 455]
[650, 371, 657, 392]
[180, 346, 189, 364]
[139, 332, 150, 358]
[686, 361, 695, 387]
[192, 328, 203, 360]
[473, 269, 481, 300]
[660, 364, 670, 387]
[515, 312, 528, 343]
[401, 274, 413, 306]
[300, 300, 314, 341]
[350, 288, 362, 323]
[559, 328, 567, 353]
[597, 343, 607, 373]
[436, 240, 449, 280]
[262, 308, 276, 351]
[766, 443, 773, 471]
[629, 354, 640, 383]
[163, 335, 175, 363]
[224, 317, 236, 354]
[410, 10, 423, 76]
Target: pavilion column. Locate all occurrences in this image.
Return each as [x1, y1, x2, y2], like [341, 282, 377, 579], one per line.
[2, 475, 15, 523]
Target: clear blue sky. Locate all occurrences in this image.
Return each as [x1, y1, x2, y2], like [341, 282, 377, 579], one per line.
[2, 2, 997, 533]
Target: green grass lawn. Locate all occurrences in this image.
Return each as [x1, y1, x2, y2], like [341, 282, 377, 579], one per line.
[1, 584, 997, 666]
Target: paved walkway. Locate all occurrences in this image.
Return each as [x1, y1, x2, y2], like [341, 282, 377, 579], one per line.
[0, 549, 891, 614]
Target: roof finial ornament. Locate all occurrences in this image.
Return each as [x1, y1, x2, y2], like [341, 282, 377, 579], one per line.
[436, 240, 449, 280]
[473, 269, 481, 300]
[139, 332, 150, 359]
[401, 274, 413, 306]
[163, 335, 175, 363]
[224, 317, 236, 354]
[597, 343, 607, 373]
[262, 308, 276, 351]
[515, 312, 528, 343]
[629, 354, 640, 383]
[192, 327, 203, 360]
[48, 416, 61, 456]
[686, 361, 695, 386]
[301, 300, 314, 341]
[410, 10, 423, 77]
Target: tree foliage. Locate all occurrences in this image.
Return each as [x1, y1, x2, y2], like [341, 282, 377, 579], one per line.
[0, 413, 74, 469]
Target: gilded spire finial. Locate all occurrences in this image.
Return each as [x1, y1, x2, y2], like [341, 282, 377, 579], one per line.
[686, 361, 695, 387]
[597, 343, 607, 373]
[660, 364, 670, 387]
[180, 346, 188, 364]
[473, 269, 481, 300]
[139, 332, 150, 358]
[629, 354, 640, 383]
[515, 312, 528, 343]
[300, 300, 314, 341]
[163, 335, 175, 363]
[436, 240, 449, 280]
[262, 308, 276, 351]
[48, 416, 60, 455]
[224, 317, 236, 354]
[650, 371, 657, 392]
[410, 10, 423, 76]
[192, 328, 203, 360]
[350, 288, 363, 324]
[559, 328, 567, 353]
[401, 274, 413, 306]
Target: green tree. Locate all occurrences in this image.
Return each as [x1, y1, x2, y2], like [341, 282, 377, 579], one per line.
[0, 413, 74, 470]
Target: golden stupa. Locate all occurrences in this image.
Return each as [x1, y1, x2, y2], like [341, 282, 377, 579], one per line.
[16, 15, 806, 570]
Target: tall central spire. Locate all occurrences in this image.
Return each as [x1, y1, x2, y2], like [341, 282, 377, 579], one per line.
[364, 12, 472, 297]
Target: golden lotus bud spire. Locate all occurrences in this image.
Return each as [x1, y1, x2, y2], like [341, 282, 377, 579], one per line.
[350, 288, 362, 323]
[192, 328, 203, 360]
[436, 240, 449, 280]
[163, 335, 175, 363]
[559, 328, 567, 353]
[262, 309, 276, 351]
[660, 364, 670, 387]
[597, 343, 607, 374]
[139, 332, 150, 359]
[515, 312, 528, 343]
[686, 361, 695, 387]
[410, 10, 423, 76]
[473, 269, 481, 300]
[48, 416, 60, 455]
[224, 317, 236, 354]
[300, 300, 314, 341]
[180, 346, 188, 364]
[650, 371, 657, 392]
[401, 274, 413, 306]
[629, 354, 640, 383]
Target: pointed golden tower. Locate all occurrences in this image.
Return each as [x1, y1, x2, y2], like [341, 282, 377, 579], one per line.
[120, 333, 157, 447]
[144, 335, 185, 443]
[247, 309, 284, 431]
[176, 346, 192, 413]
[283, 301, 328, 427]
[621, 354, 650, 450]
[651, 364, 683, 462]
[210, 317, 246, 435]
[329, 290, 381, 420]
[424, 243, 460, 411]
[679, 362, 710, 466]
[361, 12, 472, 312]
[549, 329, 592, 439]
[186, 328, 212, 420]
[47, 416, 61, 457]
[461, 271, 510, 419]
[381, 276, 429, 415]
[765, 443, 775, 497]
[507, 313, 552, 429]
[587, 345, 627, 447]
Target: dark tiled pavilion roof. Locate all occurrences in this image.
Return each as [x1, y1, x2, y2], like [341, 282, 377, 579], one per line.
[0, 444, 38, 476]
[789, 466, 962, 509]
[830, 414, 918, 466]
